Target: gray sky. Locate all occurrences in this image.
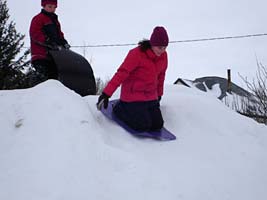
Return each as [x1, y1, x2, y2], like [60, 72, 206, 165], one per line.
[7, 0, 267, 86]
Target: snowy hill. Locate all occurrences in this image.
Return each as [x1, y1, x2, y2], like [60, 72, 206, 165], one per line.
[0, 80, 267, 200]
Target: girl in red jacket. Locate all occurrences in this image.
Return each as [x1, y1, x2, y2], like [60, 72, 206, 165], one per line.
[97, 26, 169, 132]
[29, 0, 69, 82]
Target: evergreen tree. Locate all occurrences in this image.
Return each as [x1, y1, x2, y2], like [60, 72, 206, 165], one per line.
[0, 0, 30, 89]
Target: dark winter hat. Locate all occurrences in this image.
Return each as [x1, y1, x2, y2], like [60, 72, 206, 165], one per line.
[41, 0, 57, 7]
[150, 26, 169, 46]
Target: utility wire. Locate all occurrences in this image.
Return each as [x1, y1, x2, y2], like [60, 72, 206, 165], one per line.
[169, 33, 267, 44]
[22, 33, 267, 49]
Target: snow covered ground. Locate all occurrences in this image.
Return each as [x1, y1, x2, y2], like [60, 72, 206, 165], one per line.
[0, 80, 267, 200]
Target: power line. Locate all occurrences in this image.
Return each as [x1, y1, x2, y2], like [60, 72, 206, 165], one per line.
[169, 33, 267, 44]
[71, 43, 137, 48]
[22, 33, 267, 49]
[72, 33, 267, 48]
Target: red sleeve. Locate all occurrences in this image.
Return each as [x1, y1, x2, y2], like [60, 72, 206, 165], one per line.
[157, 53, 168, 96]
[103, 48, 140, 96]
[29, 15, 46, 45]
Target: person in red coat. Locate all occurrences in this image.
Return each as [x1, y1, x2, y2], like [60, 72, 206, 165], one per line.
[97, 26, 169, 132]
[29, 0, 70, 82]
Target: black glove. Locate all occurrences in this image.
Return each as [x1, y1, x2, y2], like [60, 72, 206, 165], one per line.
[97, 92, 110, 110]
[63, 43, 71, 49]
[60, 39, 70, 49]
[46, 42, 61, 51]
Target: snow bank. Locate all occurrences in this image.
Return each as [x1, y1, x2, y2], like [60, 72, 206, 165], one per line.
[0, 80, 267, 200]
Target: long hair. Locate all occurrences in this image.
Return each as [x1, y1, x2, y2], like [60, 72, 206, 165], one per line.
[138, 39, 151, 52]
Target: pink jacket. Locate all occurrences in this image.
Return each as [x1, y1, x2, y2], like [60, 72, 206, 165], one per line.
[103, 46, 168, 102]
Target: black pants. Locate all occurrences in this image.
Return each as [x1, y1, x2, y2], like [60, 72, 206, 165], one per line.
[113, 100, 164, 132]
[31, 59, 58, 83]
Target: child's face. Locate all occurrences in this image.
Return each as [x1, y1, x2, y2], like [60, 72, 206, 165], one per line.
[43, 4, 57, 13]
[151, 46, 167, 56]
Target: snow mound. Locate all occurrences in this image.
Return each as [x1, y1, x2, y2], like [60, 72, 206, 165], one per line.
[0, 80, 267, 200]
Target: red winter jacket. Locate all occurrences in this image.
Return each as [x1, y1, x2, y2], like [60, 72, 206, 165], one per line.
[103, 46, 168, 102]
[29, 9, 65, 62]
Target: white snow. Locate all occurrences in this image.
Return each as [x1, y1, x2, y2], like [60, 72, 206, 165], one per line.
[0, 80, 267, 200]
